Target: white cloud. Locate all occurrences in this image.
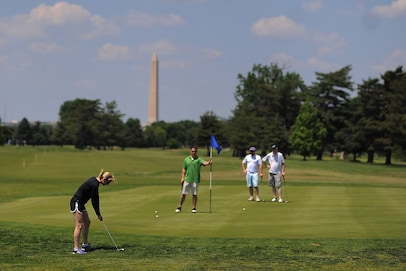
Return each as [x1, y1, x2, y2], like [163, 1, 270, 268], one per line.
[0, 2, 119, 43]
[125, 10, 184, 27]
[29, 2, 90, 25]
[307, 57, 340, 72]
[82, 14, 120, 40]
[97, 43, 130, 61]
[370, 49, 406, 73]
[0, 14, 46, 39]
[371, 0, 406, 18]
[201, 48, 222, 58]
[270, 53, 294, 67]
[303, 1, 323, 12]
[313, 31, 347, 56]
[138, 40, 179, 55]
[251, 16, 306, 39]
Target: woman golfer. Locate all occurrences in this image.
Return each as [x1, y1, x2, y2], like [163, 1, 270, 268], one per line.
[70, 169, 115, 254]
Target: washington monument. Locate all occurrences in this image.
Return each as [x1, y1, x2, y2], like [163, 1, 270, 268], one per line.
[148, 53, 159, 124]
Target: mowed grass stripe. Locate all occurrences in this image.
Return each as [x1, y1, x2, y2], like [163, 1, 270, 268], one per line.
[1, 183, 404, 240]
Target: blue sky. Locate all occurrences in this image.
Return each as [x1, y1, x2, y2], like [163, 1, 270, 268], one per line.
[0, 0, 405, 124]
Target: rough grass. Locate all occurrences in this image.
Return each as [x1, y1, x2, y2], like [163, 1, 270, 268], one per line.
[0, 145, 405, 270]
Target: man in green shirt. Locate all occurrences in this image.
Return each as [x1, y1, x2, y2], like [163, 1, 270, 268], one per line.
[175, 146, 212, 213]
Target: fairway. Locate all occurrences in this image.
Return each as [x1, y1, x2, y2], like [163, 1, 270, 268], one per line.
[1, 146, 405, 270]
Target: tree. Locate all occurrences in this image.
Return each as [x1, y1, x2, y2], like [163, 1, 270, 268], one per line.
[0, 124, 13, 145]
[231, 63, 304, 156]
[57, 99, 102, 149]
[51, 122, 69, 146]
[306, 65, 354, 160]
[143, 121, 167, 148]
[31, 121, 53, 146]
[336, 96, 365, 161]
[96, 101, 125, 150]
[197, 111, 223, 155]
[15, 118, 32, 145]
[357, 66, 406, 164]
[380, 66, 406, 164]
[228, 109, 259, 158]
[124, 118, 144, 147]
[165, 120, 199, 148]
[290, 100, 327, 160]
[356, 78, 382, 163]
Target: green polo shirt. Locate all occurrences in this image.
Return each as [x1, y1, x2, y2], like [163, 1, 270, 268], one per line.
[183, 156, 206, 183]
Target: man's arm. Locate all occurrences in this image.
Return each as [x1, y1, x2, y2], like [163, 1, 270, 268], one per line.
[203, 159, 212, 166]
[281, 163, 285, 176]
[181, 168, 186, 183]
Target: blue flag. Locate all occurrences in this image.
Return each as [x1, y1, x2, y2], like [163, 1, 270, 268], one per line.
[210, 135, 222, 154]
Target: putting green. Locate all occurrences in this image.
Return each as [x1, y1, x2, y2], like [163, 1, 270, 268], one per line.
[0, 183, 404, 239]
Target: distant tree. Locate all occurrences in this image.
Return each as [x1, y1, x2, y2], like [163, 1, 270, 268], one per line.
[143, 121, 167, 148]
[95, 101, 125, 150]
[379, 66, 406, 164]
[15, 118, 32, 145]
[0, 117, 4, 145]
[124, 118, 144, 147]
[57, 99, 101, 149]
[31, 121, 52, 145]
[197, 111, 223, 155]
[154, 126, 167, 148]
[357, 78, 382, 163]
[166, 120, 199, 147]
[336, 96, 365, 161]
[306, 65, 354, 160]
[357, 66, 406, 164]
[231, 63, 304, 156]
[290, 100, 327, 160]
[51, 122, 69, 146]
[389, 68, 406, 160]
[228, 109, 259, 158]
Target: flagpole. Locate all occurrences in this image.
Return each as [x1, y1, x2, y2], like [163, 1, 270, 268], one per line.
[209, 145, 213, 213]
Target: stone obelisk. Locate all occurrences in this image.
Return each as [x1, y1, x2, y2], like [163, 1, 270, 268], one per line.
[148, 53, 159, 124]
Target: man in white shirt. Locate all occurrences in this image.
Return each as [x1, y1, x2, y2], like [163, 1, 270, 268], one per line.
[242, 146, 263, 202]
[262, 145, 285, 202]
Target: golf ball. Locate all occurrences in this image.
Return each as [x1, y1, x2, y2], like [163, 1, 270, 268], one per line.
[155, 210, 158, 213]
[155, 215, 159, 218]
[243, 208, 246, 211]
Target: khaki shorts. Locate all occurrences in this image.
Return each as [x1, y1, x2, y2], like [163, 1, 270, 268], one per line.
[182, 182, 199, 195]
[268, 173, 282, 188]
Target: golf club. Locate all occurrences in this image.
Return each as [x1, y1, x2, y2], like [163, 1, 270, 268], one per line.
[101, 220, 124, 251]
[283, 175, 288, 203]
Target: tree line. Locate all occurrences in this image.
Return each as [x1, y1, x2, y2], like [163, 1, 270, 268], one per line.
[1, 64, 405, 164]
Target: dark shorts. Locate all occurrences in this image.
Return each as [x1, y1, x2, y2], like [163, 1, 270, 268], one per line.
[70, 198, 87, 214]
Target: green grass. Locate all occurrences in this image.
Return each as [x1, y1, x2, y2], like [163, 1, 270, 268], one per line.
[0, 145, 405, 270]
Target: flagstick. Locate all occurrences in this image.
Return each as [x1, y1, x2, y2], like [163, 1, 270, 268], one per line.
[209, 146, 213, 213]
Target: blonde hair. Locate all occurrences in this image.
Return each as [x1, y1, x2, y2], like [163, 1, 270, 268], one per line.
[98, 169, 115, 182]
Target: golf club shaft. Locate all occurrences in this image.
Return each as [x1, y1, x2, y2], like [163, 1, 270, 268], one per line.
[102, 221, 120, 251]
[283, 175, 288, 201]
